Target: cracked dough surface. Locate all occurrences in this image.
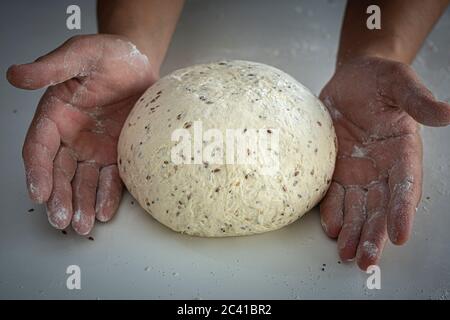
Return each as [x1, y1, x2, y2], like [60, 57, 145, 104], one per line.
[118, 60, 337, 237]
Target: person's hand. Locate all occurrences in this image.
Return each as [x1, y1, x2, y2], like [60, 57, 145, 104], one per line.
[319, 56, 450, 270]
[7, 34, 158, 235]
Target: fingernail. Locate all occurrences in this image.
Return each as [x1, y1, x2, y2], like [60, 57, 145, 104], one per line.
[47, 206, 71, 230]
[95, 201, 112, 223]
[72, 209, 95, 235]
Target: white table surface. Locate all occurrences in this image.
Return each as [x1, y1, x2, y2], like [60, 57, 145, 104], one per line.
[0, 0, 449, 299]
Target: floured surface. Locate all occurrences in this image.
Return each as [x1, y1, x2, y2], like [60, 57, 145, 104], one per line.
[0, 0, 449, 299]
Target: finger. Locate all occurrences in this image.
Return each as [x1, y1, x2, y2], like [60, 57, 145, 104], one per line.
[387, 134, 422, 245]
[23, 114, 60, 203]
[71, 162, 99, 235]
[95, 165, 123, 222]
[387, 142, 422, 245]
[356, 183, 388, 270]
[337, 187, 366, 261]
[320, 182, 345, 238]
[378, 62, 450, 126]
[6, 36, 92, 90]
[46, 147, 77, 229]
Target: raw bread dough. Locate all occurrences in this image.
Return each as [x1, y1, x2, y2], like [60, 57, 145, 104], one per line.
[118, 60, 337, 237]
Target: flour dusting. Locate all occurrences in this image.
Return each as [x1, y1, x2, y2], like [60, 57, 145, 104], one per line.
[362, 241, 378, 259]
[73, 209, 82, 223]
[351, 145, 367, 158]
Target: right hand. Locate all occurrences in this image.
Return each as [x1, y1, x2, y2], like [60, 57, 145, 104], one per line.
[7, 34, 159, 235]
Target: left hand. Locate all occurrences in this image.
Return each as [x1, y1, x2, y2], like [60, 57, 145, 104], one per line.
[319, 56, 450, 270]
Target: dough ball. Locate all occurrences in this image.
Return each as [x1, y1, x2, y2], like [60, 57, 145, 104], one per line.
[118, 60, 336, 237]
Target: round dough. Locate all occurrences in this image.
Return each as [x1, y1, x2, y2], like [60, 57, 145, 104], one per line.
[118, 60, 336, 237]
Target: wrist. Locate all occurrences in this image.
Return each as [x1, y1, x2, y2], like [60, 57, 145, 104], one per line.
[122, 32, 163, 78]
[97, 1, 184, 80]
[99, 31, 162, 81]
[337, 35, 412, 67]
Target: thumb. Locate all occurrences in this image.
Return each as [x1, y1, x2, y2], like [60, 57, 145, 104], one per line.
[377, 61, 450, 127]
[6, 35, 93, 90]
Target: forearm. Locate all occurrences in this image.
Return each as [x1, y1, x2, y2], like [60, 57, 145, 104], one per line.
[338, 0, 449, 65]
[97, 0, 184, 75]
